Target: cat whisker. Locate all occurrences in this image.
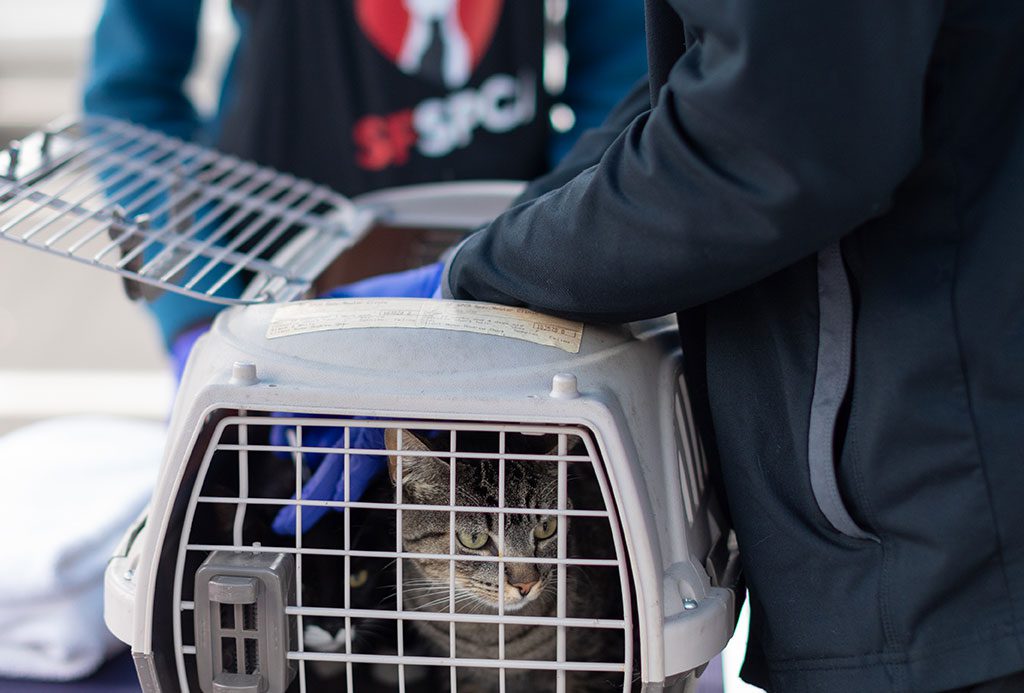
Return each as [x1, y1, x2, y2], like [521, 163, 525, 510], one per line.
[399, 591, 455, 605]
[409, 591, 480, 612]
[388, 585, 438, 594]
[385, 582, 453, 601]
[399, 579, 448, 588]
[409, 597, 456, 611]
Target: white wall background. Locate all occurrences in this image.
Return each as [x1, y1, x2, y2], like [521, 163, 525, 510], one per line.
[0, 0, 236, 136]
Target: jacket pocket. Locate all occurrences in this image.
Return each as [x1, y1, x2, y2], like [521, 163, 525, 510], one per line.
[807, 242, 879, 542]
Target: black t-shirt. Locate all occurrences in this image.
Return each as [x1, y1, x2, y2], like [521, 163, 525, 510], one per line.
[220, 0, 552, 196]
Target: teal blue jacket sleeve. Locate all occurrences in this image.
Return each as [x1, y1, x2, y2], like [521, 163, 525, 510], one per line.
[84, 0, 203, 141]
[84, 0, 245, 349]
[552, 0, 647, 164]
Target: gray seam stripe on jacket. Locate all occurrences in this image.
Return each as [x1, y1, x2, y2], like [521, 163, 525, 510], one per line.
[808, 242, 878, 542]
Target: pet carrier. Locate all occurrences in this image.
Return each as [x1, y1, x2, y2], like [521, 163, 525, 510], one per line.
[2, 119, 740, 692]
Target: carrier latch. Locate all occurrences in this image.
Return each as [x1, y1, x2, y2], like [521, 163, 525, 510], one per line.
[194, 550, 296, 693]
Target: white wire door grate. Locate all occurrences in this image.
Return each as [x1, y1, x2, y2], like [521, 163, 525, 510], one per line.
[0, 117, 371, 305]
[171, 414, 634, 692]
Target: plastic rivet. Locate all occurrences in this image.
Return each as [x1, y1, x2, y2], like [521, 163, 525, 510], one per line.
[549, 373, 579, 399]
[683, 598, 698, 610]
[124, 569, 134, 581]
[230, 361, 258, 386]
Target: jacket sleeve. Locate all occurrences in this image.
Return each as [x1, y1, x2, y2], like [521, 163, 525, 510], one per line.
[84, 0, 241, 350]
[448, 1, 945, 322]
[519, 76, 650, 205]
[551, 0, 648, 164]
[84, 0, 203, 141]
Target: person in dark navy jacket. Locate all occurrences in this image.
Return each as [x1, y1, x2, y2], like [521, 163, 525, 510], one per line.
[442, 1, 1024, 690]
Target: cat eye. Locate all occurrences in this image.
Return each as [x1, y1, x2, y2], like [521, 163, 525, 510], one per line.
[457, 531, 489, 550]
[533, 517, 558, 540]
[349, 569, 369, 588]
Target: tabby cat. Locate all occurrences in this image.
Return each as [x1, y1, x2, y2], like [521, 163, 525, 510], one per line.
[385, 429, 624, 693]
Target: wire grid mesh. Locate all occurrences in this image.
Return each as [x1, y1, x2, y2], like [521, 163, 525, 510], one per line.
[172, 414, 634, 692]
[0, 117, 369, 305]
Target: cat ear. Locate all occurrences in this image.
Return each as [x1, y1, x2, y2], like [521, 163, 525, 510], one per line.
[385, 428, 436, 484]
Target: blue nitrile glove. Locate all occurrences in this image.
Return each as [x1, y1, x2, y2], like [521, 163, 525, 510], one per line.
[170, 322, 211, 387]
[268, 264, 445, 535]
[270, 421, 387, 535]
[321, 262, 444, 300]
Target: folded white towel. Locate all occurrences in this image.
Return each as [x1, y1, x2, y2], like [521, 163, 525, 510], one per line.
[0, 416, 165, 680]
[0, 579, 122, 681]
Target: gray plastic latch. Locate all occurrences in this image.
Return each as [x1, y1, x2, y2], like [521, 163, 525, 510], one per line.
[211, 673, 260, 693]
[194, 551, 296, 693]
[209, 576, 258, 604]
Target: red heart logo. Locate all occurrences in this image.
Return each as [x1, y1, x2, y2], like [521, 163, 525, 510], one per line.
[355, 0, 504, 89]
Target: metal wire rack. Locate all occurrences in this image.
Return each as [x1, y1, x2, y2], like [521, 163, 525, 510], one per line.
[172, 414, 633, 693]
[0, 117, 373, 305]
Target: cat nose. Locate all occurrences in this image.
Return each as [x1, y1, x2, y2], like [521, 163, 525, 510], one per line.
[512, 580, 538, 597]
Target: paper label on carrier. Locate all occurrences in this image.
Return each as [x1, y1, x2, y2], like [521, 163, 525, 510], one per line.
[267, 298, 583, 353]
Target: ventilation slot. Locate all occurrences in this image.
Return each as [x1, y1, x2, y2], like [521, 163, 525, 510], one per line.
[244, 638, 259, 675]
[220, 638, 236, 675]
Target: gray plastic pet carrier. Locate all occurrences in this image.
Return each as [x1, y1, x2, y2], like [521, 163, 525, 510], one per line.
[3, 118, 740, 692]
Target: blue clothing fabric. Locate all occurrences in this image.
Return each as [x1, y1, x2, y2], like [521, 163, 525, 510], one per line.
[146, 275, 242, 351]
[319, 262, 443, 300]
[85, 0, 205, 142]
[169, 321, 209, 386]
[554, 2, 651, 162]
[84, 0, 646, 348]
[269, 421, 387, 536]
[85, 1, 244, 347]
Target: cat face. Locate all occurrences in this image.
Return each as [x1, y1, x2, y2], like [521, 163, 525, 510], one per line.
[385, 429, 565, 613]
